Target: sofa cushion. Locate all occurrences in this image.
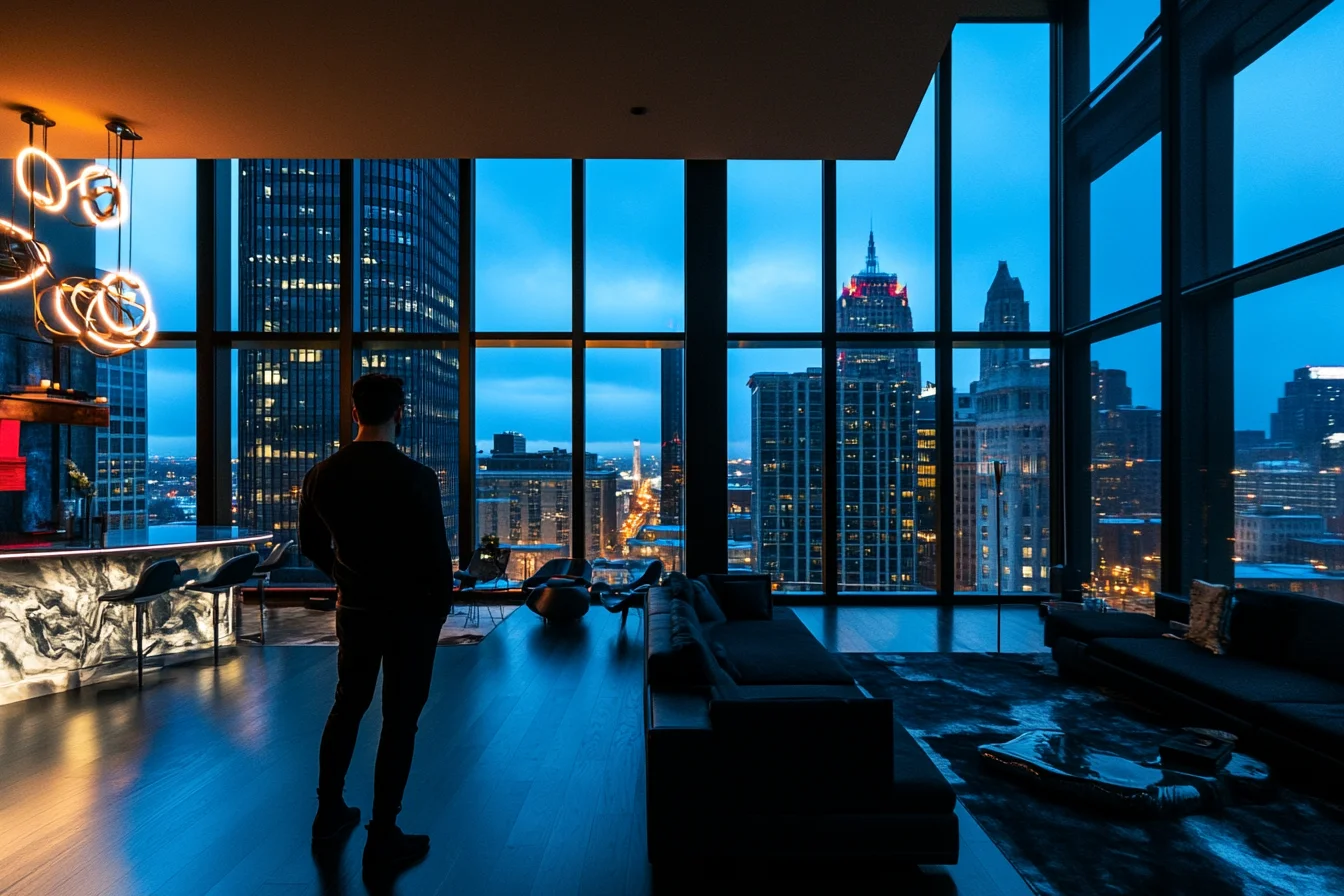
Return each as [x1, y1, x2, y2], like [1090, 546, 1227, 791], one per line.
[1258, 702, 1344, 758]
[703, 573, 773, 620]
[889, 719, 957, 814]
[709, 697, 895, 811]
[711, 610, 853, 685]
[1229, 589, 1344, 683]
[1044, 611, 1171, 648]
[1187, 579, 1232, 655]
[1284, 595, 1344, 684]
[646, 598, 717, 690]
[1088, 637, 1344, 724]
[689, 577, 728, 624]
[1227, 588, 1297, 666]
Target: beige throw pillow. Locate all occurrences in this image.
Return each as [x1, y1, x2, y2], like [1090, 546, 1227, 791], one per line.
[1187, 579, 1231, 655]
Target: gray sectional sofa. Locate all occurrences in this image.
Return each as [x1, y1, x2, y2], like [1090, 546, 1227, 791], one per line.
[643, 573, 959, 868]
[1047, 588, 1344, 793]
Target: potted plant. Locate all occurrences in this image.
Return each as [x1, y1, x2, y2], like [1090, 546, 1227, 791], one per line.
[65, 459, 96, 541]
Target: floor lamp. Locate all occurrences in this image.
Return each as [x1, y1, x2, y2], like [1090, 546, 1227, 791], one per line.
[994, 459, 1004, 654]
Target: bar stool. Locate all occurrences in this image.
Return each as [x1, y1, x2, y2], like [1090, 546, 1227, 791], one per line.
[98, 558, 182, 689]
[181, 551, 261, 665]
[240, 541, 291, 644]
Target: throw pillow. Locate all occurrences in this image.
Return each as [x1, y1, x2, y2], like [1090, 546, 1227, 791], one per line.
[647, 598, 717, 689]
[1187, 579, 1232, 655]
[689, 578, 728, 624]
[704, 574, 773, 620]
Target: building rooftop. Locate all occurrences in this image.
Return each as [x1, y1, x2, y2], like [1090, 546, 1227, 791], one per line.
[1234, 562, 1344, 580]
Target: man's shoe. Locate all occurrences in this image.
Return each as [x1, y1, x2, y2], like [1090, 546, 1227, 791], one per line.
[312, 803, 361, 842]
[362, 823, 430, 870]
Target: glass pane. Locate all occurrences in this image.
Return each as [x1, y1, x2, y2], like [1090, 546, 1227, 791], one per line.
[1090, 134, 1162, 319]
[358, 159, 460, 333]
[1089, 326, 1162, 612]
[1090, 0, 1158, 89]
[1233, 265, 1344, 600]
[474, 347, 573, 579]
[953, 346, 1052, 593]
[233, 347, 341, 582]
[144, 351, 195, 528]
[357, 349, 460, 561]
[727, 161, 822, 333]
[729, 348, 822, 590]
[235, 159, 342, 333]
[95, 159, 197, 332]
[585, 161, 684, 331]
[475, 160, 571, 332]
[837, 79, 935, 334]
[837, 347, 936, 594]
[586, 348, 683, 581]
[1234, 1, 1344, 266]
[953, 23, 1050, 332]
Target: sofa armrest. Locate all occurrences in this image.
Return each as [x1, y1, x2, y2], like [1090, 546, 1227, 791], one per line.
[708, 697, 895, 810]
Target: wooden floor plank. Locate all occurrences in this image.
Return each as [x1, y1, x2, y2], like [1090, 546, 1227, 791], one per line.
[0, 604, 1039, 895]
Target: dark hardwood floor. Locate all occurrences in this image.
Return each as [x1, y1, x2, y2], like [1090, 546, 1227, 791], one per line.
[0, 606, 1040, 895]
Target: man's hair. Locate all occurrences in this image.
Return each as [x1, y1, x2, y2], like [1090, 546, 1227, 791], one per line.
[351, 374, 404, 426]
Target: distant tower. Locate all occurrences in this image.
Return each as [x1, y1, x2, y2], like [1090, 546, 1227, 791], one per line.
[632, 439, 642, 488]
[660, 349, 684, 528]
[837, 229, 919, 383]
[979, 260, 1030, 380]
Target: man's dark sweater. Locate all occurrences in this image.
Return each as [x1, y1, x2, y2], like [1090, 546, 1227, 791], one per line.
[299, 441, 454, 614]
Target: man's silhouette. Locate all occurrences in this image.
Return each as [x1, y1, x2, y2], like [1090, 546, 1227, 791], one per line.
[300, 373, 453, 871]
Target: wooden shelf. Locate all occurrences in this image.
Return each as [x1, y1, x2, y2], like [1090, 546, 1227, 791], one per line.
[0, 395, 109, 427]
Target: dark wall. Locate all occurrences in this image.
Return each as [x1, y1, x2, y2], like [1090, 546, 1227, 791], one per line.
[0, 158, 98, 533]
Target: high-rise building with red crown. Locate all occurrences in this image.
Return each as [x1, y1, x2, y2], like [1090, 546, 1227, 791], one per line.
[837, 229, 920, 385]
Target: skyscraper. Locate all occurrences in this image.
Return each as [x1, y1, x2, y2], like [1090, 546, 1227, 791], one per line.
[751, 232, 927, 592]
[660, 349, 684, 530]
[972, 261, 1050, 593]
[974, 358, 1051, 592]
[237, 159, 460, 571]
[979, 260, 1029, 380]
[95, 352, 148, 530]
[751, 369, 824, 589]
[1271, 366, 1344, 466]
[475, 433, 618, 571]
[838, 229, 919, 383]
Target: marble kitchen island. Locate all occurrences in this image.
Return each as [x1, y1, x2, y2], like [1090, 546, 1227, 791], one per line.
[0, 527, 271, 704]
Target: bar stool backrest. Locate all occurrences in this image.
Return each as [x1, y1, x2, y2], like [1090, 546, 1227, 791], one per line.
[255, 541, 291, 575]
[132, 558, 182, 600]
[195, 552, 261, 590]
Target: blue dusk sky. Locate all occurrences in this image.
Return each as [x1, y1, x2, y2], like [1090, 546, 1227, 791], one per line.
[88, 6, 1341, 457]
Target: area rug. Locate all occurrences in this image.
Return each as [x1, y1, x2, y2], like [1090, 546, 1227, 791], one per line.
[838, 652, 1344, 896]
[244, 604, 517, 647]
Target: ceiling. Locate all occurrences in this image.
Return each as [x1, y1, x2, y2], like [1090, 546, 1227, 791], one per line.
[0, 0, 1049, 160]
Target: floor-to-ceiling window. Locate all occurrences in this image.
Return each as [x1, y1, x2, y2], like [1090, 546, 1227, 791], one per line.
[1064, 0, 1343, 604]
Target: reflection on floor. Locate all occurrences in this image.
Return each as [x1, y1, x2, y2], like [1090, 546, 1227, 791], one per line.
[0, 606, 1037, 895]
[247, 603, 518, 647]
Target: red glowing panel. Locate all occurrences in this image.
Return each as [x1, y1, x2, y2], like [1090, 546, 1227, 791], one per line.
[0, 420, 24, 491]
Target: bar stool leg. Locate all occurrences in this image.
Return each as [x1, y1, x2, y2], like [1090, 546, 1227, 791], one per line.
[135, 603, 144, 690]
[213, 592, 220, 666]
[258, 576, 267, 645]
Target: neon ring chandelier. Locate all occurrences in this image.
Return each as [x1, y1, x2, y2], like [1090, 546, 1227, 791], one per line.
[2, 110, 155, 357]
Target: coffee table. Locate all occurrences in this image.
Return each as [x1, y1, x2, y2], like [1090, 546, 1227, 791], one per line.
[979, 729, 1272, 817]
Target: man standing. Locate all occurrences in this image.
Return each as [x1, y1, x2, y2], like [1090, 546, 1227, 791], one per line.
[300, 373, 453, 871]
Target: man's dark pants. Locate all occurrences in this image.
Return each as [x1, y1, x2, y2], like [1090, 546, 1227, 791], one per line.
[317, 607, 441, 825]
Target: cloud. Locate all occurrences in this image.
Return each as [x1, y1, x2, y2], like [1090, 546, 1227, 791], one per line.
[727, 248, 822, 328]
[585, 267, 683, 329]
